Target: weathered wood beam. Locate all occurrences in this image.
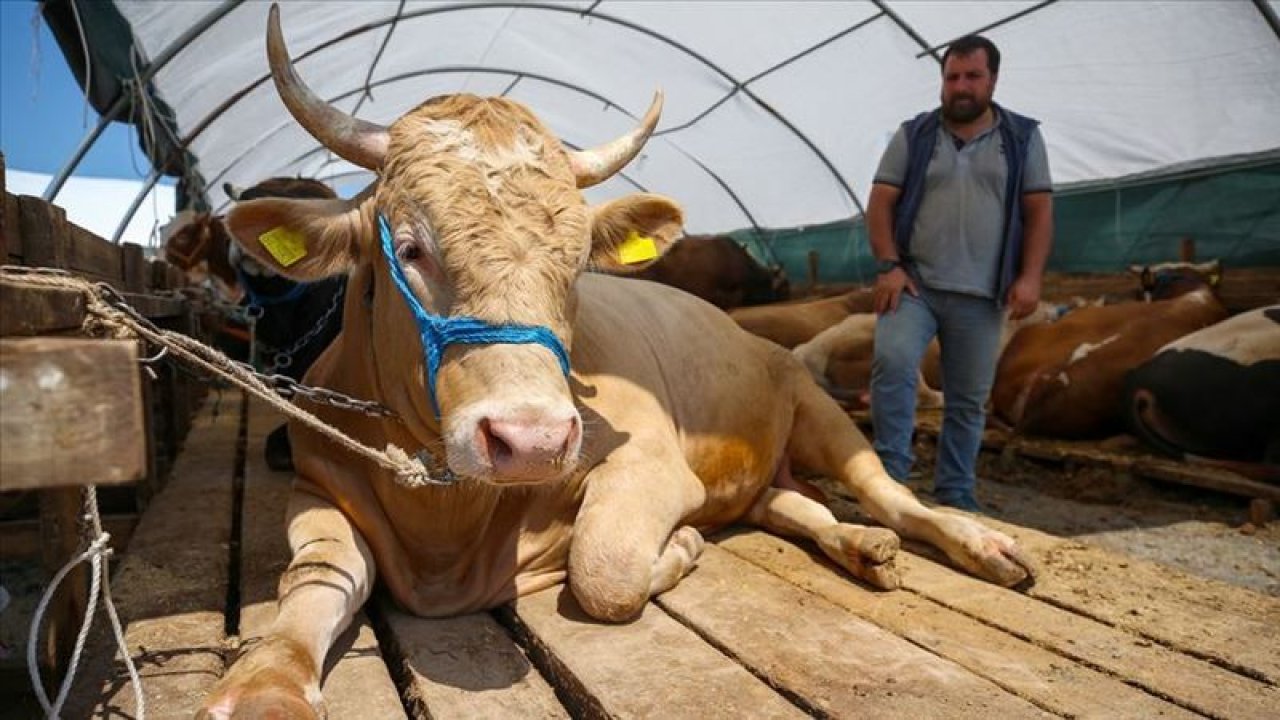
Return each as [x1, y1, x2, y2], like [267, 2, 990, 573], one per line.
[0, 338, 145, 491]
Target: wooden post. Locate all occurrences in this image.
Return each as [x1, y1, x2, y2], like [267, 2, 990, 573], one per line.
[18, 195, 69, 270]
[122, 242, 147, 293]
[806, 250, 820, 294]
[1179, 236, 1196, 262]
[38, 487, 90, 685]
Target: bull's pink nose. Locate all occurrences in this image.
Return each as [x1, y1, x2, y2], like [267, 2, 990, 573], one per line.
[477, 415, 579, 479]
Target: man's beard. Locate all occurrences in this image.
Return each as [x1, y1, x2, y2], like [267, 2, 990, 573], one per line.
[942, 94, 989, 124]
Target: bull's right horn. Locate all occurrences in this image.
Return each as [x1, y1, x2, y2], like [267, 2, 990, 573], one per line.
[267, 3, 389, 170]
[568, 91, 663, 188]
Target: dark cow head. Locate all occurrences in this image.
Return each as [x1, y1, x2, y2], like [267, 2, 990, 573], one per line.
[224, 6, 683, 485]
[632, 234, 790, 310]
[1127, 260, 1221, 302]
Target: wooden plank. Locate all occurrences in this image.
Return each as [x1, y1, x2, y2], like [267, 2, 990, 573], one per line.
[908, 411, 1280, 502]
[64, 223, 123, 283]
[65, 393, 240, 718]
[238, 400, 405, 720]
[716, 530, 1199, 719]
[0, 515, 137, 558]
[0, 338, 145, 490]
[504, 584, 808, 719]
[379, 603, 567, 719]
[0, 282, 87, 336]
[17, 195, 67, 270]
[816, 493, 1278, 718]
[658, 544, 1050, 719]
[0, 281, 189, 337]
[975, 515, 1280, 685]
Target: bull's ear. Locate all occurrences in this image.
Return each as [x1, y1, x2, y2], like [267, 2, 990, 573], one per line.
[587, 193, 684, 274]
[225, 192, 369, 282]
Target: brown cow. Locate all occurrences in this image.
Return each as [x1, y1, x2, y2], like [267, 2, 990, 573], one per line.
[199, 8, 1033, 717]
[162, 176, 337, 300]
[992, 263, 1229, 438]
[629, 233, 790, 309]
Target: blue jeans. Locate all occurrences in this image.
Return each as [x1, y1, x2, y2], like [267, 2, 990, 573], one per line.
[870, 287, 1004, 501]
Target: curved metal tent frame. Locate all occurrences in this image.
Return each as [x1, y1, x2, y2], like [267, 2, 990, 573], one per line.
[61, 0, 948, 242]
[41, 0, 1280, 263]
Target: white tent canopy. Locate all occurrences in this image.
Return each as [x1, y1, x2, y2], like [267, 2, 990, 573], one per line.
[64, 0, 1280, 235]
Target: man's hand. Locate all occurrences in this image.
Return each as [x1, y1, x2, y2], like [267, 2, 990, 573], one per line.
[874, 267, 918, 315]
[1006, 274, 1042, 320]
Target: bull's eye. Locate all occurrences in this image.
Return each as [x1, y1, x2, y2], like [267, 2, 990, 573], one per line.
[397, 243, 422, 263]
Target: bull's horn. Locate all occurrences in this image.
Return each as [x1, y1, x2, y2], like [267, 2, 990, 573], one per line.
[223, 182, 244, 200]
[267, 4, 389, 170]
[568, 91, 663, 188]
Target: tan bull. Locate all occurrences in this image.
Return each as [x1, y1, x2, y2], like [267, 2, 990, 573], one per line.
[200, 7, 1034, 717]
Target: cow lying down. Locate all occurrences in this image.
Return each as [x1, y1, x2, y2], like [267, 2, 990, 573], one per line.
[199, 7, 1034, 717]
[1124, 305, 1280, 476]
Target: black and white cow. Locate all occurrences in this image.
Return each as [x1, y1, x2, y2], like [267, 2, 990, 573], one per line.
[1123, 305, 1280, 476]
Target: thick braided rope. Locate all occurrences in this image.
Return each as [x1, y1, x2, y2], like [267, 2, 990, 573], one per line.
[0, 268, 437, 487]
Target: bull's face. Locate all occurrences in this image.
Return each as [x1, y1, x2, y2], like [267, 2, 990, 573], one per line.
[225, 6, 682, 485]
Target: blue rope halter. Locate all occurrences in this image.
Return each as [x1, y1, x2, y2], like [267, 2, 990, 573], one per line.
[377, 213, 571, 416]
[235, 266, 309, 309]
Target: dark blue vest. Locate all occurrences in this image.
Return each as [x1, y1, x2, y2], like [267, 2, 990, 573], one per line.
[893, 103, 1040, 302]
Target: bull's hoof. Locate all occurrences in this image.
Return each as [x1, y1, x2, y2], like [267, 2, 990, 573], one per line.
[818, 524, 902, 589]
[939, 515, 1038, 588]
[199, 638, 322, 720]
[199, 680, 322, 720]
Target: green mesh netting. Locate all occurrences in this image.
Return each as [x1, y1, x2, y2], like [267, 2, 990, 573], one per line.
[731, 160, 1280, 283]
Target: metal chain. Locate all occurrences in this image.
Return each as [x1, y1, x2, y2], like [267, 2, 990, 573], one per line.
[94, 283, 396, 420]
[259, 282, 346, 373]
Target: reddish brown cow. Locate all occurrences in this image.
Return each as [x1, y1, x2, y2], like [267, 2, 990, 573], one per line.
[630, 233, 789, 310]
[993, 263, 1229, 438]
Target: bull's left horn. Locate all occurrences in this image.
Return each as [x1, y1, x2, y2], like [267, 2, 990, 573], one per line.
[568, 91, 663, 188]
[266, 4, 389, 170]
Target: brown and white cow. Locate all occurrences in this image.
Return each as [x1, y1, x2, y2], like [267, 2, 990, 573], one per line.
[199, 7, 1033, 717]
[1123, 305, 1280, 475]
[992, 263, 1230, 438]
[629, 233, 790, 310]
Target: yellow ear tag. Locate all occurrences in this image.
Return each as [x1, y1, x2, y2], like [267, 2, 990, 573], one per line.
[258, 226, 308, 267]
[618, 230, 658, 265]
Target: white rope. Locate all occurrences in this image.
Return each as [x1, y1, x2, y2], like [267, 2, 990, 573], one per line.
[66, 0, 93, 130]
[26, 487, 145, 719]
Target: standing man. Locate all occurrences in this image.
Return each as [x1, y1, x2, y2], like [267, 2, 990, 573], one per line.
[867, 34, 1053, 512]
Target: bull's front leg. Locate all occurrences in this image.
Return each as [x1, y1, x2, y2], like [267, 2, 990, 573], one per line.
[568, 451, 707, 622]
[199, 489, 375, 719]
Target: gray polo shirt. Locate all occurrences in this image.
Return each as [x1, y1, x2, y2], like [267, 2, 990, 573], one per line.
[873, 111, 1052, 298]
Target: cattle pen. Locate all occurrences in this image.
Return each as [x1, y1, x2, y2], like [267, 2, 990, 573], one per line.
[2, 168, 1279, 719]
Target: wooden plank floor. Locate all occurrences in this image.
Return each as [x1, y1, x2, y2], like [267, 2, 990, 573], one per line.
[72, 395, 1278, 719]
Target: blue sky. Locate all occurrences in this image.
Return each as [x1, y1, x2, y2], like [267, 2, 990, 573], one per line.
[1, 0, 164, 182]
[2, 1, 176, 246]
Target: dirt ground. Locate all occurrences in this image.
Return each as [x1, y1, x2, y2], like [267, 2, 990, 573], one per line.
[841, 436, 1280, 598]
